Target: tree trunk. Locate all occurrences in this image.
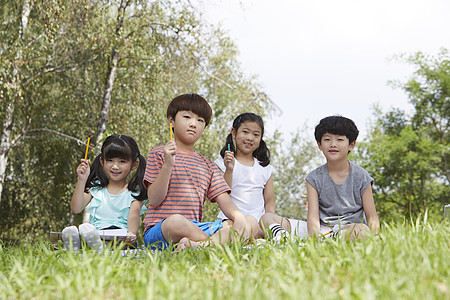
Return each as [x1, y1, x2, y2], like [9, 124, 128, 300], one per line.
[0, 0, 32, 204]
[0, 102, 14, 204]
[82, 0, 128, 223]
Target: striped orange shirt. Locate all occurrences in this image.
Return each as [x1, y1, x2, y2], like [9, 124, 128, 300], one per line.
[143, 146, 230, 232]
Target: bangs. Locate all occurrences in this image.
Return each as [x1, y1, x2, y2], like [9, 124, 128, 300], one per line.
[167, 94, 212, 125]
[102, 142, 132, 160]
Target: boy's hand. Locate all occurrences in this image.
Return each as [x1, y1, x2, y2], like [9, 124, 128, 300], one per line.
[76, 159, 90, 182]
[224, 150, 235, 171]
[163, 140, 177, 167]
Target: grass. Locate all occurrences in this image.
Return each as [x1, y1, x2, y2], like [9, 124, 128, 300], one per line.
[0, 220, 448, 300]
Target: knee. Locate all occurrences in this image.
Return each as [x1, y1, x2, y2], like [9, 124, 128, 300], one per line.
[163, 214, 189, 232]
[245, 216, 260, 231]
[259, 213, 276, 227]
[344, 223, 370, 240]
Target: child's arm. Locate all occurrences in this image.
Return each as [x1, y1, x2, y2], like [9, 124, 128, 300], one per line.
[71, 159, 92, 213]
[362, 185, 380, 234]
[126, 200, 144, 243]
[215, 193, 248, 238]
[306, 182, 321, 237]
[223, 150, 235, 188]
[263, 175, 276, 214]
[147, 141, 176, 207]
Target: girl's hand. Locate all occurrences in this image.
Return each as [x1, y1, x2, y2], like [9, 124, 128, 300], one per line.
[163, 140, 177, 167]
[123, 232, 137, 245]
[224, 150, 235, 171]
[76, 159, 90, 182]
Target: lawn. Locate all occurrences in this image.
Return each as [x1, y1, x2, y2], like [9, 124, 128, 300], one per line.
[0, 219, 448, 299]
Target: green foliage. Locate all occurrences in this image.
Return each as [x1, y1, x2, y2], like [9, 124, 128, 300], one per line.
[0, 0, 276, 240]
[357, 49, 449, 222]
[271, 127, 322, 220]
[0, 221, 448, 299]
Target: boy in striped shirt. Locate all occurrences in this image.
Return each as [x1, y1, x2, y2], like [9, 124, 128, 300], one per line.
[143, 94, 250, 250]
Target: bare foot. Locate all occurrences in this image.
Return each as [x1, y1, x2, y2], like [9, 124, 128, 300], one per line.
[176, 237, 200, 251]
[176, 237, 212, 251]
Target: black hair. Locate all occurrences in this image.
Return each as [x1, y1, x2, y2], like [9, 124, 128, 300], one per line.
[219, 113, 271, 167]
[314, 115, 359, 144]
[85, 135, 147, 200]
[167, 94, 212, 126]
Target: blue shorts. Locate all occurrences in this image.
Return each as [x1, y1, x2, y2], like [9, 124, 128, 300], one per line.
[143, 218, 224, 249]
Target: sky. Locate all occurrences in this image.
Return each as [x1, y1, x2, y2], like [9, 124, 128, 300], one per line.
[203, 0, 450, 142]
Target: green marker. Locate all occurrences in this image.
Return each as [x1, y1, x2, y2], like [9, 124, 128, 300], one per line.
[228, 144, 230, 151]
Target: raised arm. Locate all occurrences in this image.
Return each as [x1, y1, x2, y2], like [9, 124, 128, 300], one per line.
[306, 182, 321, 237]
[362, 185, 379, 234]
[147, 141, 176, 207]
[222, 150, 235, 188]
[71, 159, 92, 213]
[263, 175, 275, 214]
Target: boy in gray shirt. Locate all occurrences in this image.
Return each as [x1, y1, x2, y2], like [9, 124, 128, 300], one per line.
[261, 116, 379, 240]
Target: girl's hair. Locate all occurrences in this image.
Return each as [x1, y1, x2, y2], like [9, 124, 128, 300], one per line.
[219, 113, 271, 167]
[85, 135, 147, 200]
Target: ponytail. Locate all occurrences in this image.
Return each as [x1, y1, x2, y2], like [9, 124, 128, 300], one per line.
[85, 154, 109, 191]
[127, 153, 147, 200]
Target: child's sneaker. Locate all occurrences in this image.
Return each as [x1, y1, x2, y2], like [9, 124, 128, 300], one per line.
[79, 223, 103, 251]
[62, 226, 81, 251]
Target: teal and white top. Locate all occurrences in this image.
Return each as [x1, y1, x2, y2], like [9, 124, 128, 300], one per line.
[88, 186, 147, 230]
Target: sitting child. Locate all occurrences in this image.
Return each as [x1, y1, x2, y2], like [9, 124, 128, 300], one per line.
[261, 116, 379, 240]
[215, 113, 275, 239]
[62, 135, 147, 250]
[142, 94, 250, 250]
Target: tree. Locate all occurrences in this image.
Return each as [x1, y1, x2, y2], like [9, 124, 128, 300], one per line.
[270, 127, 322, 220]
[357, 49, 449, 221]
[0, 0, 277, 240]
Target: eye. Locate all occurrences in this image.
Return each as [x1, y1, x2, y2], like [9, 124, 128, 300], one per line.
[198, 118, 205, 123]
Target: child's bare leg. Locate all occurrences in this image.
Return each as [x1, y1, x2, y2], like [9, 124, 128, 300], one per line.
[259, 213, 292, 237]
[176, 237, 208, 250]
[246, 215, 264, 239]
[342, 223, 371, 240]
[161, 214, 208, 244]
[177, 223, 231, 251]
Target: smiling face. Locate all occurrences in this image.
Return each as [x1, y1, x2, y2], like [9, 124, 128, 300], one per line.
[170, 110, 206, 150]
[318, 132, 355, 162]
[101, 157, 135, 183]
[232, 121, 262, 157]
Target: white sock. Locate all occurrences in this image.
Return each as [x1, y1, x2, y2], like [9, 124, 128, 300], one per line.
[269, 223, 288, 239]
[79, 223, 103, 251]
[62, 226, 81, 251]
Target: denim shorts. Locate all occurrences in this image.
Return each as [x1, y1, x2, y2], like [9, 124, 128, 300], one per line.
[143, 218, 224, 250]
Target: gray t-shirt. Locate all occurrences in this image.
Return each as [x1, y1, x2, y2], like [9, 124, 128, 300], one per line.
[305, 161, 373, 226]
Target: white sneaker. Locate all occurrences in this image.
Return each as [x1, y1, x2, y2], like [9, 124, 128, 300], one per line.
[62, 226, 81, 251]
[79, 223, 103, 251]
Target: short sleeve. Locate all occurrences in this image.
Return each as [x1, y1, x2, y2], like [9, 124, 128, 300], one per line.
[358, 167, 374, 198]
[305, 167, 322, 193]
[214, 156, 226, 172]
[143, 147, 164, 188]
[206, 159, 231, 202]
